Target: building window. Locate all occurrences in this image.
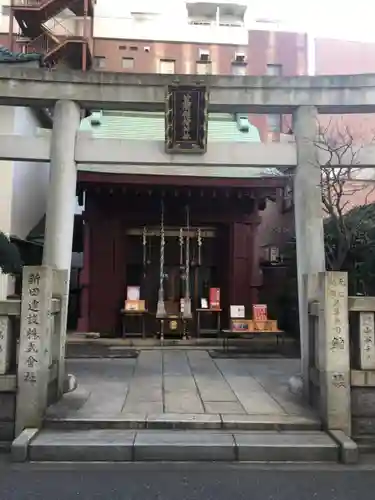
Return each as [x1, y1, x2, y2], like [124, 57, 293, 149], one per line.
[119, 45, 127, 50]
[94, 56, 106, 69]
[122, 57, 134, 70]
[267, 114, 281, 132]
[196, 61, 212, 75]
[231, 64, 246, 76]
[130, 46, 138, 51]
[198, 49, 210, 62]
[159, 59, 175, 74]
[2, 6, 10, 15]
[266, 64, 282, 76]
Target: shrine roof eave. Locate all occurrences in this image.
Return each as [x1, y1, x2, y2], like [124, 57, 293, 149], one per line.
[77, 163, 285, 180]
[77, 170, 286, 189]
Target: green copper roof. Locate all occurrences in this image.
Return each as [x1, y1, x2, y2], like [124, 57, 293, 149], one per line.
[80, 111, 261, 142]
[0, 45, 42, 63]
[80, 111, 282, 177]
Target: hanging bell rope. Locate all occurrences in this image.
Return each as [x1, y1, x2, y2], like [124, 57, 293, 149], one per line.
[197, 227, 202, 266]
[183, 204, 192, 320]
[179, 227, 184, 270]
[156, 198, 166, 319]
[142, 226, 147, 277]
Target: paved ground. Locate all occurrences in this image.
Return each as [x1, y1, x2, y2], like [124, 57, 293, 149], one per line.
[2, 460, 375, 500]
[47, 351, 314, 420]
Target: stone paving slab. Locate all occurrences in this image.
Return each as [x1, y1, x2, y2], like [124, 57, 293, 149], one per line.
[44, 414, 148, 430]
[234, 431, 338, 462]
[220, 413, 321, 431]
[29, 429, 136, 462]
[146, 413, 222, 429]
[204, 402, 246, 414]
[44, 411, 321, 432]
[133, 430, 236, 461]
[27, 429, 339, 463]
[48, 353, 317, 428]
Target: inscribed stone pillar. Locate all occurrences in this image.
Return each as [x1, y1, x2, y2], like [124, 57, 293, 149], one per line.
[0, 316, 11, 375]
[359, 312, 375, 370]
[16, 266, 53, 435]
[293, 105, 326, 397]
[318, 271, 351, 435]
[43, 100, 81, 273]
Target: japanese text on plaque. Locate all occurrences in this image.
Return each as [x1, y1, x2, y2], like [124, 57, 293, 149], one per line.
[22, 272, 42, 384]
[327, 275, 347, 354]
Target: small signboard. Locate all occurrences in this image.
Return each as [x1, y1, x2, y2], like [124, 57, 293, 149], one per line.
[230, 305, 245, 319]
[165, 84, 208, 154]
[253, 304, 268, 322]
[209, 288, 220, 310]
[127, 286, 140, 301]
[231, 320, 251, 332]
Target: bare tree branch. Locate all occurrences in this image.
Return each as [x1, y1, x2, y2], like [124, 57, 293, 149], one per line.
[315, 120, 375, 270]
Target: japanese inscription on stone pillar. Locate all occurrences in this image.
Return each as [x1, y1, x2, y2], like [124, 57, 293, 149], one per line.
[16, 266, 53, 433]
[319, 272, 351, 434]
[359, 311, 375, 370]
[165, 84, 208, 153]
[0, 315, 10, 374]
[325, 272, 349, 371]
[20, 271, 43, 385]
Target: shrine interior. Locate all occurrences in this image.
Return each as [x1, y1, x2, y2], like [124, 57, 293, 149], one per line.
[75, 182, 274, 337]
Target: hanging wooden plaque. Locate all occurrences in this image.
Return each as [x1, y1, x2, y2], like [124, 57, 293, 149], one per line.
[165, 84, 208, 154]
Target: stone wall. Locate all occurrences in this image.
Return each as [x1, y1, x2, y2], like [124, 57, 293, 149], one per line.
[0, 376, 16, 445]
[351, 372, 375, 439]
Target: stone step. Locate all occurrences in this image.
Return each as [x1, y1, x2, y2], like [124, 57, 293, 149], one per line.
[43, 413, 321, 432]
[24, 429, 339, 463]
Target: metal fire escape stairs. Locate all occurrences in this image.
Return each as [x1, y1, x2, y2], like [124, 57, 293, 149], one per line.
[12, 0, 94, 127]
[12, 0, 94, 70]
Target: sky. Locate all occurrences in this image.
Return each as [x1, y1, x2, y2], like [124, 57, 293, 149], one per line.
[94, 0, 375, 42]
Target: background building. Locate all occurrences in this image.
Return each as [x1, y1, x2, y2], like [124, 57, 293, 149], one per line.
[1, 0, 375, 327]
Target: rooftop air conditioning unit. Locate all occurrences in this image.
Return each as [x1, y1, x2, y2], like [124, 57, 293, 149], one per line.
[199, 49, 210, 62]
[234, 52, 246, 63]
[90, 111, 102, 126]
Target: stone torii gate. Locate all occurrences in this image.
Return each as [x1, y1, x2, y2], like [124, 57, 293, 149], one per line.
[2, 67, 375, 398]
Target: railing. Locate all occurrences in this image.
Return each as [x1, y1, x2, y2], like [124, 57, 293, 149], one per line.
[16, 15, 83, 55]
[0, 266, 69, 436]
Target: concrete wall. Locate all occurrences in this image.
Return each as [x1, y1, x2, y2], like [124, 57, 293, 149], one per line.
[11, 108, 50, 240]
[0, 106, 15, 299]
[0, 388, 15, 444]
[0, 106, 49, 241]
[351, 385, 375, 438]
[0, 106, 49, 299]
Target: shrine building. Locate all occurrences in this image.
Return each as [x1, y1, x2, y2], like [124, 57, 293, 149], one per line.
[75, 109, 285, 335]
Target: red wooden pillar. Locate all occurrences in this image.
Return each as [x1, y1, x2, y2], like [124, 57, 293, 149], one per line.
[229, 221, 262, 314]
[229, 222, 251, 313]
[89, 214, 127, 335]
[249, 221, 262, 306]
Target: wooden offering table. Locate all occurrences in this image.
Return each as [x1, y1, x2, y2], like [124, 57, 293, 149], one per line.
[196, 308, 222, 337]
[120, 300, 147, 338]
[157, 314, 188, 340]
[221, 319, 284, 353]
